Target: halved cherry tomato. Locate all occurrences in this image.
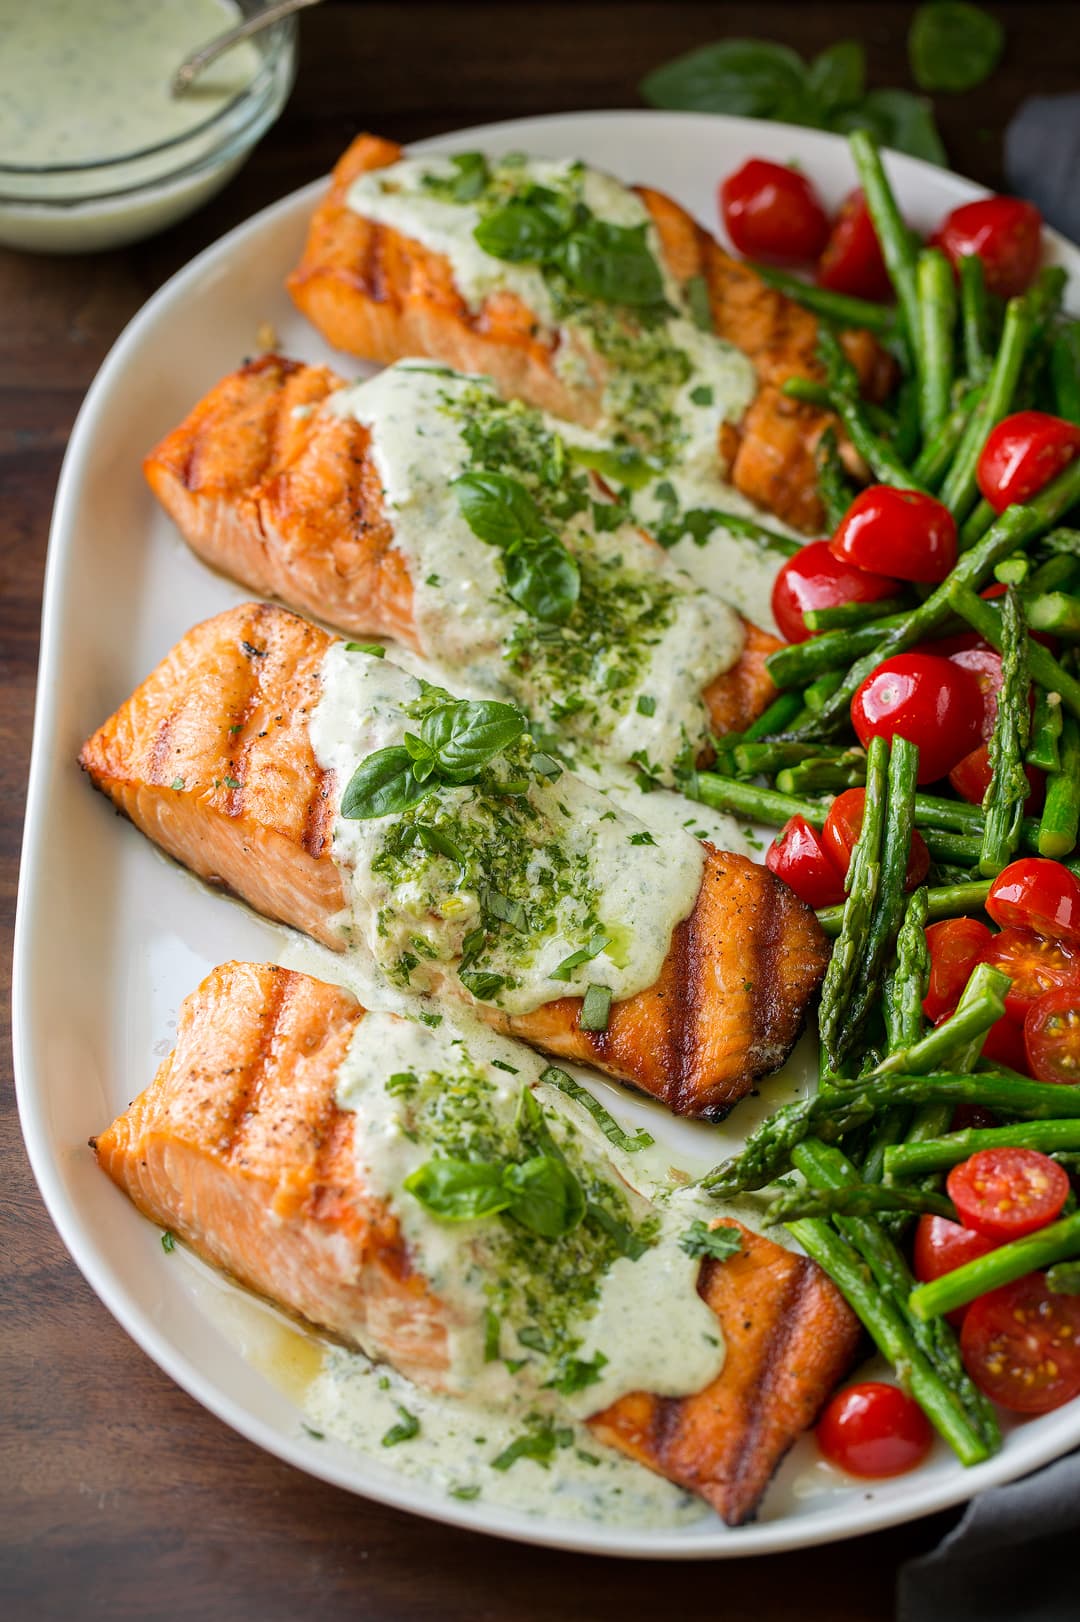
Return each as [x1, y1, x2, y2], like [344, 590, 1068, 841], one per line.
[719, 159, 830, 264]
[923, 918, 994, 1022]
[817, 189, 893, 302]
[816, 1382, 933, 1478]
[976, 410, 1080, 513]
[961, 1272, 1080, 1413]
[823, 787, 930, 892]
[914, 1214, 1000, 1324]
[851, 653, 984, 784]
[947, 1147, 1070, 1241]
[830, 487, 957, 584]
[947, 742, 1045, 815]
[986, 858, 1080, 943]
[931, 196, 1043, 299]
[770, 541, 900, 644]
[980, 1013, 1031, 1074]
[979, 927, 1080, 1021]
[1025, 986, 1080, 1086]
[765, 815, 845, 909]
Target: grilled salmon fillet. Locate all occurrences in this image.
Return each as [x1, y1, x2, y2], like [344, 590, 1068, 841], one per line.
[93, 960, 861, 1523]
[78, 601, 828, 1119]
[286, 134, 893, 532]
[144, 353, 779, 737]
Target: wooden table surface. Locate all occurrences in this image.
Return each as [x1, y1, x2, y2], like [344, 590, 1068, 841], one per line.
[4, 4, 1074, 1616]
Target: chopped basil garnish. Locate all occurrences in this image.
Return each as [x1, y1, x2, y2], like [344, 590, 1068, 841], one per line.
[344, 641, 386, 657]
[459, 969, 507, 1002]
[539, 1065, 654, 1152]
[679, 1219, 743, 1262]
[160, 1230, 176, 1254]
[550, 931, 612, 982]
[579, 983, 613, 1031]
[628, 831, 656, 846]
[381, 1405, 420, 1447]
[636, 694, 657, 716]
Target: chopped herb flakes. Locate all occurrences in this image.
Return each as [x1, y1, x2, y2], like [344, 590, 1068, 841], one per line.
[160, 1230, 176, 1254]
[679, 1220, 742, 1262]
[381, 1405, 420, 1447]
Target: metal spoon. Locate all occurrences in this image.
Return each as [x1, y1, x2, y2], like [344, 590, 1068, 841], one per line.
[171, 0, 323, 96]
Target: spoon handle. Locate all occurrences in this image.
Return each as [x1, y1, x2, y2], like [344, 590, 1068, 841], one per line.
[172, 0, 323, 95]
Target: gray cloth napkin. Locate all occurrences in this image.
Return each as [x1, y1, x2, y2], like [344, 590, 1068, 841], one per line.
[1005, 92, 1080, 241]
[897, 1447, 1080, 1620]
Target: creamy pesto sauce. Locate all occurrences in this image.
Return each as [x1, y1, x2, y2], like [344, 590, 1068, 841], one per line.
[0, 0, 260, 168]
[326, 362, 742, 776]
[307, 645, 704, 1015]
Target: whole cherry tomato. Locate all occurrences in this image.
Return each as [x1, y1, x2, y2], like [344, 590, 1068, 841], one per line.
[816, 189, 893, 302]
[923, 918, 994, 1022]
[1024, 986, 1080, 1086]
[979, 927, 1080, 1021]
[765, 815, 845, 909]
[719, 159, 830, 264]
[914, 1214, 1000, 1325]
[986, 858, 1080, 943]
[947, 1147, 1070, 1241]
[961, 1273, 1080, 1413]
[830, 487, 957, 583]
[948, 646, 1003, 738]
[816, 1382, 933, 1478]
[822, 787, 930, 891]
[976, 410, 1080, 513]
[931, 196, 1043, 298]
[948, 742, 1045, 814]
[770, 541, 900, 644]
[851, 653, 984, 783]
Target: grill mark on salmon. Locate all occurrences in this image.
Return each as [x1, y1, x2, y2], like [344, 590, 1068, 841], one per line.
[79, 602, 828, 1119]
[144, 353, 781, 741]
[286, 134, 894, 531]
[93, 961, 860, 1524]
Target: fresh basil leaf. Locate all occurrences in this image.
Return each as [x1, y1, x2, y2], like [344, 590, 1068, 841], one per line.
[481, 888, 530, 932]
[568, 443, 655, 490]
[550, 932, 612, 982]
[547, 1351, 608, 1396]
[344, 641, 386, 657]
[340, 745, 430, 820]
[474, 200, 566, 263]
[516, 1325, 548, 1353]
[688, 384, 714, 408]
[679, 1219, 743, 1261]
[585, 1200, 650, 1260]
[684, 274, 713, 331]
[539, 1065, 654, 1152]
[636, 694, 657, 716]
[452, 469, 545, 547]
[553, 220, 665, 307]
[459, 969, 507, 1001]
[449, 150, 490, 201]
[381, 1405, 420, 1447]
[403, 1157, 511, 1221]
[414, 822, 467, 867]
[503, 1153, 586, 1239]
[579, 983, 613, 1032]
[421, 697, 527, 779]
[834, 89, 946, 166]
[908, 2, 1004, 93]
[491, 1424, 560, 1472]
[805, 40, 865, 117]
[641, 39, 809, 119]
[530, 751, 563, 780]
[504, 539, 580, 623]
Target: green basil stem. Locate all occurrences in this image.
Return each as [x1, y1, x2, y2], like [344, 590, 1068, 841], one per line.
[978, 586, 1031, 876]
[909, 1210, 1080, 1322]
[911, 385, 983, 490]
[749, 262, 898, 335]
[1028, 685, 1064, 772]
[1038, 713, 1080, 858]
[845, 736, 921, 1044]
[849, 130, 921, 348]
[794, 456, 1080, 741]
[818, 735, 888, 1067]
[940, 292, 1034, 523]
[884, 1119, 1080, 1181]
[786, 1214, 993, 1466]
[949, 582, 1080, 722]
[959, 253, 991, 383]
[916, 247, 957, 442]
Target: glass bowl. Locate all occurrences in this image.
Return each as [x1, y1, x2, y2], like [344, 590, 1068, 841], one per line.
[0, 3, 297, 254]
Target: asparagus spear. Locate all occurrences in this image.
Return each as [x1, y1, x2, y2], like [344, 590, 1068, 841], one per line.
[978, 586, 1031, 876]
[803, 598, 908, 633]
[884, 1119, 1080, 1180]
[750, 262, 899, 335]
[910, 1211, 1080, 1321]
[849, 130, 921, 347]
[784, 331, 929, 493]
[818, 735, 888, 1067]
[844, 737, 921, 1044]
[1047, 1260, 1080, 1294]
[691, 773, 829, 828]
[815, 425, 856, 532]
[804, 669, 847, 711]
[883, 886, 930, 1052]
[776, 755, 868, 795]
[960, 498, 996, 549]
[940, 292, 1034, 523]
[741, 689, 807, 741]
[732, 740, 853, 775]
[787, 1214, 993, 1465]
[916, 248, 957, 441]
[817, 879, 992, 936]
[1027, 685, 1063, 772]
[864, 973, 1007, 1080]
[1027, 592, 1080, 638]
[769, 1182, 955, 1223]
[912, 385, 983, 489]
[949, 582, 1080, 721]
[765, 610, 911, 689]
[1038, 713, 1080, 857]
[1051, 322, 1080, 425]
[959, 253, 991, 383]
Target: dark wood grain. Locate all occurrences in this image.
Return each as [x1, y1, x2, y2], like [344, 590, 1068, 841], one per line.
[2, 4, 1069, 1616]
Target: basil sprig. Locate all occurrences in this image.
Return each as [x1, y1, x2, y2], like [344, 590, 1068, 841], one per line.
[340, 697, 526, 821]
[452, 470, 580, 623]
[473, 184, 665, 308]
[908, 2, 1004, 94]
[404, 1150, 586, 1239]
